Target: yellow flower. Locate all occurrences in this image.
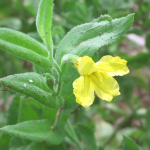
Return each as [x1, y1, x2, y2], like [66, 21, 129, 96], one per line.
[73, 55, 129, 108]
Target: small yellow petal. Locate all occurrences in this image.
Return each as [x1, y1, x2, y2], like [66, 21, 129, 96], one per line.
[90, 72, 120, 101]
[74, 56, 98, 76]
[96, 55, 129, 76]
[73, 76, 95, 108]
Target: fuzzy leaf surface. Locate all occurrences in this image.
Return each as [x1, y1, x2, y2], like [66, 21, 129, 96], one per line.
[36, 0, 53, 54]
[18, 97, 42, 122]
[0, 118, 68, 145]
[0, 28, 51, 68]
[0, 73, 63, 109]
[55, 14, 134, 65]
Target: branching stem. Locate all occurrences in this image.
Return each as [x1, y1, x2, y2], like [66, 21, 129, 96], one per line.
[53, 104, 63, 130]
[53, 59, 61, 75]
[51, 59, 63, 130]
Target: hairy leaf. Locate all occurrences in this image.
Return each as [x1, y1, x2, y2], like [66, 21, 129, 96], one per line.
[55, 14, 134, 65]
[0, 73, 63, 109]
[0, 28, 51, 68]
[18, 97, 42, 122]
[0, 118, 68, 145]
[7, 94, 20, 125]
[36, 0, 53, 55]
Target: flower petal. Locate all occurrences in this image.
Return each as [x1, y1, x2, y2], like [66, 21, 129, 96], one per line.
[73, 76, 95, 108]
[74, 56, 98, 76]
[96, 55, 129, 76]
[90, 72, 120, 101]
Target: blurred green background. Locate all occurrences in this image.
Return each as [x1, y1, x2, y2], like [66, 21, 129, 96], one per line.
[0, 0, 150, 150]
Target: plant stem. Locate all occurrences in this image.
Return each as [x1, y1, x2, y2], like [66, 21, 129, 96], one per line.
[51, 59, 63, 129]
[56, 78, 62, 95]
[53, 104, 63, 130]
[52, 59, 62, 95]
[53, 59, 61, 75]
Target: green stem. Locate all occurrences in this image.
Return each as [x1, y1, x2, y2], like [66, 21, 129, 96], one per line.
[56, 79, 62, 95]
[66, 120, 84, 150]
[50, 59, 63, 130]
[52, 59, 62, 95]
[51, 58, 62, 95]
[53, 59, 61, 75]
[53, 104, 63, 130]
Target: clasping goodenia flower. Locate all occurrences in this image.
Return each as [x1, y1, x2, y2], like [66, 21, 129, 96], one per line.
[73, 55, 129, 108]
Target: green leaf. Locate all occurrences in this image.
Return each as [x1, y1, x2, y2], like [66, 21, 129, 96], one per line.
[36, 0, 53, 55]
[47, 144, 66, 150]
[55, 14, 134, 65]
[26, 143, 46, 150]
[18, 97, 42, 122]
[26, 143, 66, 150]
[0, 28, 51, 68]
[7, 94, 20, 125]
[60, 81, 77, 113]
[122, 136, 139, 150]
[61, 54, 78, 65]
[76, 124, 97, 150]
[0, 73, 63, 109]
[65, 120, 83, 150]
[0, 118, 68, 145]
[60, 62, 78, 83]
[33, 64, 53, 75]
[9, 136, 29, 150]
[0, 134, 11, 150]
[18, 96, 67, 122]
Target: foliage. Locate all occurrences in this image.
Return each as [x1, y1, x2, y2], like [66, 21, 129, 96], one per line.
[0, 0, 150, 150]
